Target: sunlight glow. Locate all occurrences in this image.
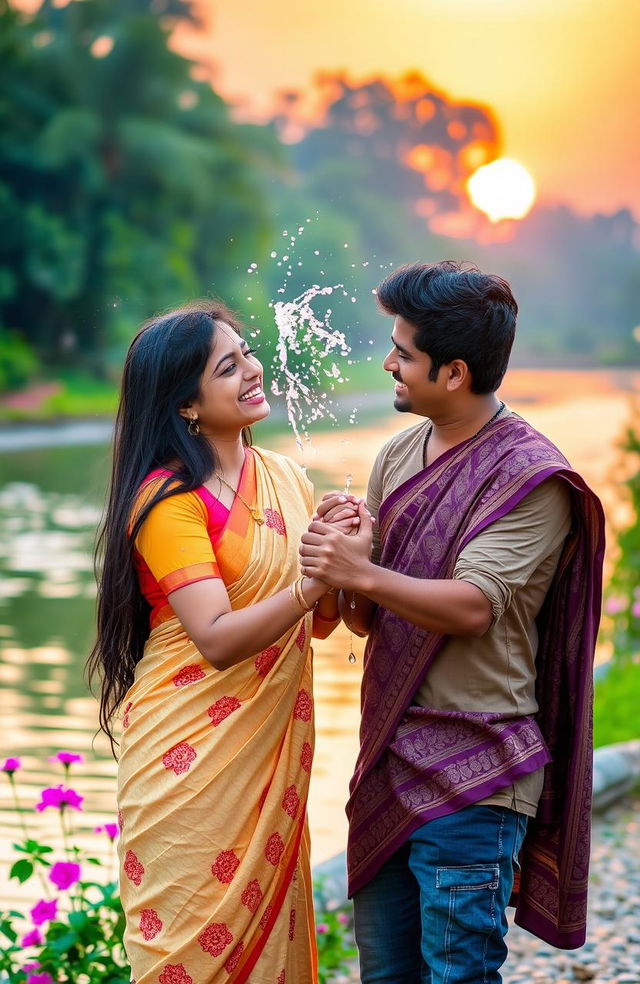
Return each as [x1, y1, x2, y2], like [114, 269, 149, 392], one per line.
[467, 158, 536, 222]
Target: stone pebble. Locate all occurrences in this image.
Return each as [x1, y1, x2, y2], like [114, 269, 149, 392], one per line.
[345, 795, 640, 983]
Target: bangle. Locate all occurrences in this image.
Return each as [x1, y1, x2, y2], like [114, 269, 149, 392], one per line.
[313, 609, 341, 623]
[290, 576, 314, 613]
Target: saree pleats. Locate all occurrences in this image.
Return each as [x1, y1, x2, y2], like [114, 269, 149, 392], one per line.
[117, 449, 318, 984]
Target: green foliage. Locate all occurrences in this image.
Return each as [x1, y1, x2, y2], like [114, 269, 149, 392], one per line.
[605, 405, 640, 661]
[594, 660, 640, 747]
[314, 877, 357, 984]
[0, 328, 40, 391]
[0, 0, 281, 370]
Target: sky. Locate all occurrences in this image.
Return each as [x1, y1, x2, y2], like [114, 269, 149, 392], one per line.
[176, 0, 640, 219]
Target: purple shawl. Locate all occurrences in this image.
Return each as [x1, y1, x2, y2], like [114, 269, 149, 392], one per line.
[346, 413, 605, 949]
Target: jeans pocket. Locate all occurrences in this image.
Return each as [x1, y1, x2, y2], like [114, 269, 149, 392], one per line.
[436, 865, 500, 936]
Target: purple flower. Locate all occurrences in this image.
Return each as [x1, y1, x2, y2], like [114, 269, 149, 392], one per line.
[49, 861, 81, 891]
[2, 757, 21, 774]
[632, 601, 640, 619]
[23, 964, 40, 973]
[35, 785, 83, 813]
[94, 822, 119, 840]
[49, 751, 84, 766]
[316, 922, 329, 934]
[30, 898, 58, 926]
[20, 927, 42, 947]
[26, 974, 54, 984]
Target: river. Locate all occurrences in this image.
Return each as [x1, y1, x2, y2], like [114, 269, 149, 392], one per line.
[1, 367, 637, 906]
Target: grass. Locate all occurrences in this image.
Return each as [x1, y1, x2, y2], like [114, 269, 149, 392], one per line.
[594, 659, 640, 748]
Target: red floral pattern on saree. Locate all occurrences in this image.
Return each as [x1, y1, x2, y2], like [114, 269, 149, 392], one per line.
[282, 785, 300, 819]
[259, 904, 273, 930]
[207, 696, 241, 726]
[288, 908, 296, 941]
[293, 689, 312, 721]
[277, 971, 285, 984]
[211, 850, 240, 884]
[162, 742, 197, 775]
[224, 942, 244, 974]
[117, 807, 124, 830]
[295, 623, 306, 650]
[300, 742, 313, 773]
[123, 850, 144, 886]
[255, 646, 281, 676]
[265, 832, 285, 866]
[139, 908, 162, 940]
[159, 965, 192, 984]
[199, 922, 233, 957]
[172, 665, 206, 687]
[122, 701, 132, 729]
[241, 879, 263, 911]
[264, 508, 286, 535]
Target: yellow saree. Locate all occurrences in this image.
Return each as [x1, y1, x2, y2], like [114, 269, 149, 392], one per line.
[117, 448, 318, 984]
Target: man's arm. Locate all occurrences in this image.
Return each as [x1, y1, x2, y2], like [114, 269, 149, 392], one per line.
[300, 505, 492, 638]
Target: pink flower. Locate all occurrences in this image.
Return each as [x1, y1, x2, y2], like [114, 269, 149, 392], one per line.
[35, 785, 83, 813]
[26, 975, 54, 984]
[49, 861, 81, 890]
[94, 822, 119, 840]
[337, 911, 349, 925]
[605, 595, 626, 615]
[316, 922, 329, 934]
[23, 964, 40, 973]
[2, 756, 21, 774]
[30, 898, 58, 925]
[21, 928, 42, 946]
[49, 751, 84, 766]
[632, 601, 640, 619]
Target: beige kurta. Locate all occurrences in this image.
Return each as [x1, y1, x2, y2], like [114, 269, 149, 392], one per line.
[366, 412, 572, 817]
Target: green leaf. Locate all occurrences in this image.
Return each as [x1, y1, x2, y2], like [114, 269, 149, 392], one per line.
[68, 910, 88, 930]
[9, 858, 33, 883]
[49, 929, 78, 953]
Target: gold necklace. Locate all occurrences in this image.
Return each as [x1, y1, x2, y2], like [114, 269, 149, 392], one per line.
[215, 472, 265, 525]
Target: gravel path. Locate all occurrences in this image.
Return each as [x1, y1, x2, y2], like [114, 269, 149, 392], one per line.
[344, 795, 640, 983]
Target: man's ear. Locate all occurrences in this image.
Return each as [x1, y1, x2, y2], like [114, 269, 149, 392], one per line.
[445, 359, 470, 392]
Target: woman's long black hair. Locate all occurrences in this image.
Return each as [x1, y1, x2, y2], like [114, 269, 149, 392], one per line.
[87, 300, 250, 754]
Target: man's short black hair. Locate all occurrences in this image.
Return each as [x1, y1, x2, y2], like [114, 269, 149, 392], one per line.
[376, 260, 518, 394]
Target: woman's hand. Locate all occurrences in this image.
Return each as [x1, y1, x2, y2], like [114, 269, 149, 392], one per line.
[300, 500, 374, 590]
[313, 491, 362, 535]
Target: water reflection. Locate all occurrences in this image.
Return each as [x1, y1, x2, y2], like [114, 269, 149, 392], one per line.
[1, 368, 638, 907]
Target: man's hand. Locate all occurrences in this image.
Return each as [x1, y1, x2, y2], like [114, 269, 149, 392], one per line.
[300, 500, 374, 589]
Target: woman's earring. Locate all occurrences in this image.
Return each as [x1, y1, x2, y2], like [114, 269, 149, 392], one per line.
[187, 414, 200, 437]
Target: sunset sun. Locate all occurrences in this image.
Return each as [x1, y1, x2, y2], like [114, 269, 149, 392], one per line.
[468, 158, 536, 222]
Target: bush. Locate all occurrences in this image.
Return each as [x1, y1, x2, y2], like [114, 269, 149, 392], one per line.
[0, 329, 39, 392]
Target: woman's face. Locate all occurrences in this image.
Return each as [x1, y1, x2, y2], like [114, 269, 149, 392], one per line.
[185, 323, 270, 438]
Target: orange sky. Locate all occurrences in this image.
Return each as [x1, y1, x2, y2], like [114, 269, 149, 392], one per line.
[177, 0, 640, 219]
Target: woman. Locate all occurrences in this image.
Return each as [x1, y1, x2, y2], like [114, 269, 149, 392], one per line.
[88, 301, 352, 984]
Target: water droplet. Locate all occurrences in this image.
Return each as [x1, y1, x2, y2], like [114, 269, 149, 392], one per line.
[270, 250, 277, 258]
[348, 652, 357, 664]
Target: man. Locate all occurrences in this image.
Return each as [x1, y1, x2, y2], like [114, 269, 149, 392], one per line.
[300, 261, 605, 984]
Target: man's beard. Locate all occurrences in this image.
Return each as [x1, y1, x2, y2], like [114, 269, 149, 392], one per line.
[393, 395, 412, 413]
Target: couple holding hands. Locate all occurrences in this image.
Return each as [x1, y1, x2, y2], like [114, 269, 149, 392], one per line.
[90, 261, 604, 984]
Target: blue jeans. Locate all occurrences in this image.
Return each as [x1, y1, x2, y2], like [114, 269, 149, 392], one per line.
[353, 805, 528, 984]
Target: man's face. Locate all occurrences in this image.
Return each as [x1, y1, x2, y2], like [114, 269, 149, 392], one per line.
[382, 315, 442, 416]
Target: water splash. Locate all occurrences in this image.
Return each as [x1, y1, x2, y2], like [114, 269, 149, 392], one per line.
[271, 284, 351, 449]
